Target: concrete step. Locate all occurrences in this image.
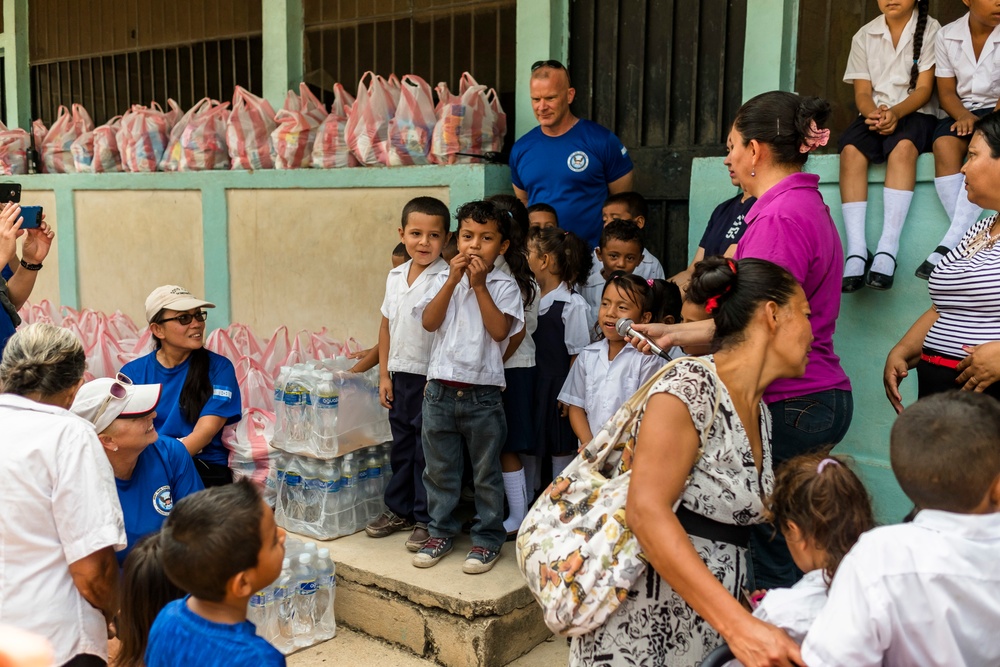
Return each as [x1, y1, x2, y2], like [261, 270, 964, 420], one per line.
[296, 530, 552, 667]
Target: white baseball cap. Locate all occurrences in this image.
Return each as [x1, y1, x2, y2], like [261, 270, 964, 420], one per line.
[144, 285, 215, 324]
[71, 375, 162, 434]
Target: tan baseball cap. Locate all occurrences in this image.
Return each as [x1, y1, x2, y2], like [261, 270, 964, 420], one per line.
[144, 285, 215, 323]
[71, 376, 162, 435]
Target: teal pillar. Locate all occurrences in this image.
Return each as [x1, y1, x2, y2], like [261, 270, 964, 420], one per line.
[515, 0, 569, 139]
[262, 0, 304, 111]
[743, 0, 799, 100]
[1, 0, 31, 130]
[201, 187, 231, 331]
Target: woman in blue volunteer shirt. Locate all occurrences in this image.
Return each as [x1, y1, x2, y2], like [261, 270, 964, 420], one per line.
[71, 375, 204, 565]
[121, 285, 242, 487]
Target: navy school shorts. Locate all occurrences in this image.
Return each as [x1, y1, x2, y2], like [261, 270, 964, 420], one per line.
[838, 111, 936, 163]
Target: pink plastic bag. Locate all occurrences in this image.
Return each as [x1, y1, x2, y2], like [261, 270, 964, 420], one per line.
[388, 75, 437, 166]
[206, 327, 242, 361]
[262, 326, 290, 378]
[160, 99, 206, 171]
[431, 73, 505, 164]
[226, 323, 265, 361]
[72, 116, 123, 173]
[346, 72, 397, 166]
[227, 86, 276, 170]
[311, 83, 357, 169]
[179, 99, 230, 171]
[234, 356, 274, 412]
[309, 328, 342, 359]
[0, 121, 30, 175]
[118, 102, 172, 172]
[226, 407, 276, 492]
[106, 309, 139, 340]
[36, 104, 94, 173]
[272, 83, 327, 169]
[88, 330, 127, 379]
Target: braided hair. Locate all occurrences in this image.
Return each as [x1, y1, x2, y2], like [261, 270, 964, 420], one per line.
[908, 0, 930, 92]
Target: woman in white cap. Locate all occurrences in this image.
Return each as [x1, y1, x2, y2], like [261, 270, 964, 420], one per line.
[71, 374, 204, 567]
[0, 323, 125, 667]
[121, 285, 241, 487]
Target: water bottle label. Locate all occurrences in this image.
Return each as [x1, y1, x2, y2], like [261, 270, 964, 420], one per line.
[304, 394, 313, 406]
[320, 478, 341, 492]
[304, 477, 323, 491]
[342, 474, 355, 488]
[357, 469, 369, 481]
[274, 585, 288, 600]
[284, 390, 305, 406]
[285, 473, 302, 487]
[250, 591, 267, 607]
[298, 579, 317, 595]
[274, 388, 283, 400]
[318, 395, 339, 408]
[369, 466, 382, 478]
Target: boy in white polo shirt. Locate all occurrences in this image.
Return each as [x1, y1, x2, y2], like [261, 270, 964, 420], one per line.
[601, 191, 665, 280]
[802, 392, 1000, 666]
[412, 200, 527, 574]
[364, 196, 450, 553]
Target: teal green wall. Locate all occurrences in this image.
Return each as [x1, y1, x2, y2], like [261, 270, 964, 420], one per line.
[690, 154, 946, 522]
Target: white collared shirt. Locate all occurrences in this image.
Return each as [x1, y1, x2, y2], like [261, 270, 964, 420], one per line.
[844, 11, 941, 115]
[634, 250, 665, 281]
[495, 255, 538, 369]
[754, 569, 827, 644]
[558, 339, 667, 438]
[539, 282, 592, 355]
[380, 257, 447, 375]
[802, 510, 1000, 667]
[936, 13, 1000, 110]
[414, 267, 525, 388]
[0, 395, 127, 665]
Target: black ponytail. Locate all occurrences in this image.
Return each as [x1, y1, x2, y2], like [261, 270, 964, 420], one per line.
[152, 309, 214, 423]
[529, 226, 594, 290]
[734, 91, 832, 166]
[909, 0, 930, 91]
[486, 194, 537, 308]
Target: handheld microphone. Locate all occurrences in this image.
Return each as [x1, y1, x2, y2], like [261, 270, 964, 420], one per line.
[616, 318, 670, 359]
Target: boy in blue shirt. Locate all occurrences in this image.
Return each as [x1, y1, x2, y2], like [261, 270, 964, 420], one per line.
[145, 481, 287, 667]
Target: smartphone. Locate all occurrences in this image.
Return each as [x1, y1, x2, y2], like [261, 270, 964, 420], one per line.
[0, 183, 21, 204]
[19, 205, 42, 230]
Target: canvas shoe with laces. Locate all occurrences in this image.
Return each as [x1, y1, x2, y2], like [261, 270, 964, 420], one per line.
[462, 545, 501, 574]
[412, 536, 454, 568]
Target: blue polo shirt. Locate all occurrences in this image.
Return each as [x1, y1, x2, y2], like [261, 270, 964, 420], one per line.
[121, 350, 241, 467]
[0, 264, 16, 355]
[116, 435, 204, 566]
[509, 119, 633, 247]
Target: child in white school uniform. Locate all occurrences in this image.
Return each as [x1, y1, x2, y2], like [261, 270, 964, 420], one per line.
[364, 197, 450, 552]
[802, 392, 1000, 666]
[601, 192, 666, 280]
[839, 0, 941, 291]
[559, 273, 667, 448]
[525, 226, 593, 489]
[917, 0, 1000, 278]
[579, 220, 647, 339]
[412, 200, 528, 574]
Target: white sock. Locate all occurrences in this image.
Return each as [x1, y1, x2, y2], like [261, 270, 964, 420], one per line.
[933, 173, 963, 223]
[939, 183, 982, 251]
[841, 202, 868, 276]
[519, 454, 540, 498]
[872, 188, 913, 274]
[551, 455, 575, 480]
[502, 469, 528, 534]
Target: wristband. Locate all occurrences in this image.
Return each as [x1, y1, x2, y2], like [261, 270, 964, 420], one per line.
[19, 259, 42, 271]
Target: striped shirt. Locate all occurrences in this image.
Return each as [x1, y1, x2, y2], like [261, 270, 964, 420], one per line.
[925, 214, 1000, 357]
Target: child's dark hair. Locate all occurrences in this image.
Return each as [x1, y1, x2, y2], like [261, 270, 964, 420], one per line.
[908, 0, 929, 91]
[485, 194, 537, 308]
[650, 279, 682, 324]
[529, 226, 594, 290]
[400, 195, 450, 231]
[456, 199, 535, 307]
[599, 219, 645, 251]
[766, 452, 875, 584]
[686, 256, 800, 350]
[151, 310, 211, 424]
[603, 191, 648, 220]
[733, 91, 832, 166]
[527, 202, 558, 221]
[596, 271, 654, 338]
[160, 480, 264, 603]
[974, 111, 1000, 157]
[115, 533, 185, 667]
[891, 392, 1000, 513]
[392, 242, 409, 259]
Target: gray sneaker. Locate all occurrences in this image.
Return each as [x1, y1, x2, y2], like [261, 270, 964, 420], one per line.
[462, 545, 501, 574]
[412, 536, 454, 568]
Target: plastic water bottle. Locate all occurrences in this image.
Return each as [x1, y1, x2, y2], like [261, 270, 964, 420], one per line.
[314, 548, 337, 640]
[283, 372, 310, 450]
[283, 455, 305, 524]
[313, 371, 339, 458]
[301, 457, 322, 525]
[292, 553, 317, 648]
[272, 558, 295, 654]
[365, 446, 384, 520]
[320, 458, 342, 537]
[248, 585, 271, 639]
[339, 453, 358, 534]
[273, 366, 290, 447]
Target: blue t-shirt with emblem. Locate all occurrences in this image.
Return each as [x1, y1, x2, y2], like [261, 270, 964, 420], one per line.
[121, 349, 242, 467]
[0, 263, 16, 355]
[115, 435, 204, 566]
[509, 119, 634, 247]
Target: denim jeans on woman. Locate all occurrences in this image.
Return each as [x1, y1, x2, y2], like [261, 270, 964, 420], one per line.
[750, 389, 854, 590]
[421, 380, 507, 550]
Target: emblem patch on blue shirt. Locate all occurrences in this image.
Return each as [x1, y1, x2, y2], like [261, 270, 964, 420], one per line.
[154, 485, 174, 516]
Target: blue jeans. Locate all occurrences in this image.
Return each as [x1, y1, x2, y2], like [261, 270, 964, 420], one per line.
[421, 380, 507, 549]
[750, 389, 853, 590]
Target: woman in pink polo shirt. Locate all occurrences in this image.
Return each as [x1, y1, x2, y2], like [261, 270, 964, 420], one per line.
[634, 91, 852, 592]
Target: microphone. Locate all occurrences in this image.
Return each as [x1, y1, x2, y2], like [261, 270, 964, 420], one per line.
[616, 318, 670, 359]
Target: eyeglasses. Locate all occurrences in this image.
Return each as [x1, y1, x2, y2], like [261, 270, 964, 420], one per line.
[157, 311, 208, 326]
[531, 59, 565, 72]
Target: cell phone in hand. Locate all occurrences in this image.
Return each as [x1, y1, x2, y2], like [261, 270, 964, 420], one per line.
[19, 205, 42, 229]
[0, 183, 21, 204]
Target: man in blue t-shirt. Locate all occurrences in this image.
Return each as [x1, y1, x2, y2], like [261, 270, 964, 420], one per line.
[510, 61, 634, 247]
[0, 204, 55, 355]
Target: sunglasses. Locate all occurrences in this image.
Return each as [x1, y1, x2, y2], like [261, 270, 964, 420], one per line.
[157, 310, 208, 326]
[92, 373, 134, 423]
[531, 59, 565, 72]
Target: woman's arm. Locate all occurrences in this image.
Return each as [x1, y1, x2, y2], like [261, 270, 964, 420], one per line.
[883, 306, 938, 413]
[628, 392, 803, 667]
[68, 546, 120, 629]
[669, 247, 706, 292]
[178, 414, 228, 456]
[629, 319, 715, 352]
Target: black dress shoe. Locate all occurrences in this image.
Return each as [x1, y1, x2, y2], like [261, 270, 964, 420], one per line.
[842, 251, 873, 293]
[866, 252, 897, 290]
[915, 245, 950, 280]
